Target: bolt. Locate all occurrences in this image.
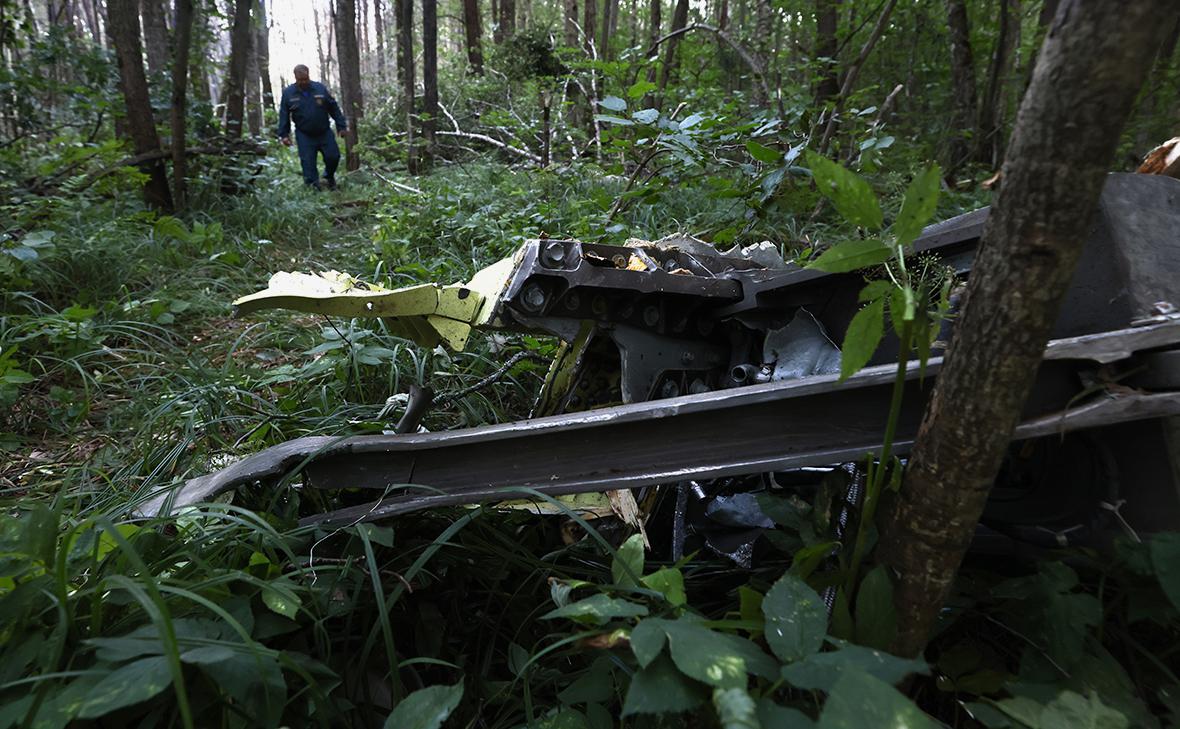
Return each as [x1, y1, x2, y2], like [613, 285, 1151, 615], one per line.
[681, 351, 695, 365]
[643, 305, 660, 327]
[541, 240, 567, 268]
[592, 296, 607, 316]
[563, 292, 581, 310]
[660, 379, 681, 398]
[521, 283, 548, 312]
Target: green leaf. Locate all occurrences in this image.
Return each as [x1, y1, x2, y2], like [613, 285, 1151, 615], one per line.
[789, 541, 840, 579]
[757, 699, 816, 728]
[622, 653, 705, 716]
[806, 150, 883, 230]
[1150, 532, 1180, 613]
[599, 95, 626, 112]
[854, 566, 897, 650]
[818, 671, 938, 728]
[713, 687, 762, 729]
[781, 644, 927, 692]
[641, 567, 687, 606]
[628, 80, 657, 98]
[830, 588, 855, 642]
[745, 140, 782, 164]
[612, 533, 645, 587]
[179, 645, 236, 665]
[76, 656, 172, 719]
[807, 239, 893, 273]
[594, 114, 634, 126]
[383, 683, 464, 729]
[630, 619, 667, 667]
[559, 657, 614, 704]
[541, 594, 649, 626]
[839, 299, 885, 381]
[632, 108, 659, 124]
[996, 690, 1129, 729]
[859, 280, 894, 302]
[762, 573, 826, 663]
[893, 164, 942, 247]
[659, 619, 778, 688]
[261, 579, 301, 619]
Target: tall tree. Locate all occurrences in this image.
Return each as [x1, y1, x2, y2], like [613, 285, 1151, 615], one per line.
[656, 0, 688, 100]
[314, 5, 328, 81]
[814, 0, 839, 106]
[600, 0, 617, 59]
[977, 0, 1017, 165]
[879, 0, 1178, 659]
[245, 11, 261, 135]
[944, 0, 977, 177]
[334, 0, 363, 171]
[397, 0, 416, 172]
[422, 0, 437, 164]
[107, 0, 172, 209]
[257, 0, 274, 118]
[374, 0, 385, 79]
[499, 0, 514, 40]
[171, 0, 193, 209]
[563, 0, 577, 46]
[582, 0, 596, 53]
[140, 0, 169, 79]
[223, 0, 253, 137]
[462, 0, 483, 73]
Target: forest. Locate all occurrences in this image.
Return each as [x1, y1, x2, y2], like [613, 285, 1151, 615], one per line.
[3, 0, 1180, 726]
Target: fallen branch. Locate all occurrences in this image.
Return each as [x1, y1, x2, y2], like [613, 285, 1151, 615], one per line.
[437, 102, 541, 163]
[66, 143, 266, 194]
[371, 169, 425, 195]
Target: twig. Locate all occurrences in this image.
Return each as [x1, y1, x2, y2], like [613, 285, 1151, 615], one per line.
[371, 169, 424, 195]
[642, 23, 777, 117]
[437, 101, 541, 163]
[817, 0, 899, 154]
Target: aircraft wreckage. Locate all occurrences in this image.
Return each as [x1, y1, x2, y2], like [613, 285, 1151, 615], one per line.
[143, 173, 1180, 557]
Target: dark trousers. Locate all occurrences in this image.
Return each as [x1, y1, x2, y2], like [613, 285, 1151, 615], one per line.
[294, 129, 341, 187]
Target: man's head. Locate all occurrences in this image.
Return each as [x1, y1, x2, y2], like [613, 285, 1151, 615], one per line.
[294, 65, 311, 89]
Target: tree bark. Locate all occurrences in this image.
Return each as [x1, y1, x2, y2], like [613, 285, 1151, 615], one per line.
[422, 0, 437, 165]
[814, 0, 839, 106]
[656, 0, 688, 101]
[563, 0, 578, 46]
[398, 0, 416, 173]
[601, 0, 617, 59]
[583, 0, 596, 53]
[944, 0, 976, 178]
[462, 0, 483, 72]
[257, 0, 274, 118]
[499, 0, 514, 39]
[977, 0, 1017, 166]
[245, 7, 262, 136]
[815, 0, 896, 154]
[140, 0, 169, 79]
[334, 0, 363, 171]
[107, 0, 172, 210]
[171, 0, 193, 209]
[374, 0, 386, 80]
[879, 0, 1178, 659]
[314, 5, 328, 81]
[224, 0, 253, 138]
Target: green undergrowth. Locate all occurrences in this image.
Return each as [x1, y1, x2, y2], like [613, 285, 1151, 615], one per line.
[2, 158, 1178, 728]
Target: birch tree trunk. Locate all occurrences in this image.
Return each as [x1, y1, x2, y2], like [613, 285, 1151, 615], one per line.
[879, 0, 1179, 659]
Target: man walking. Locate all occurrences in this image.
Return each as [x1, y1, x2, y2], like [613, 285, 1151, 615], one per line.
[277, 65, 348, 190]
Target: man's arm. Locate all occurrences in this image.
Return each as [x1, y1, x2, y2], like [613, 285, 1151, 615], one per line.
[276, 88, 291, 141]
[323, 86, 348, 133]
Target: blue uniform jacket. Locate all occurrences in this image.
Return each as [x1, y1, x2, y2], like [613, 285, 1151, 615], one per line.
[276, 81, 348, 138]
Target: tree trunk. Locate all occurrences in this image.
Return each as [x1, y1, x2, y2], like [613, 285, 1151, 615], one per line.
[944, 0, 977, 178]
[257, 0, 274, 118]
[140, 0, 170, 79]
[583, 0, 596, 53]
[977, 0, 1016, 166]
[398, 0, 416, 172]
[79, 0, 101, 45]
[500, 0, 514, 39]
[462, 0, 483, 73]
[564, 0, 578, 46]
[600, 0, 616, 59]
[879, 0, 1177, 659]
[171, 0, 193, 209]
[814, 0, 839, 106]
[245, 10, 262, 136]
[656, 0, 687, 100]
[334, 0, 363, 171]
[224, 0, 253, 138]
[314, 5, 328, 81]
[374, 0, 386, 79]
[815, 0, 896, 153]
[190, 3, 212, 104]
[107, 0, 172, 210]
[422, 0, 438, 165]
